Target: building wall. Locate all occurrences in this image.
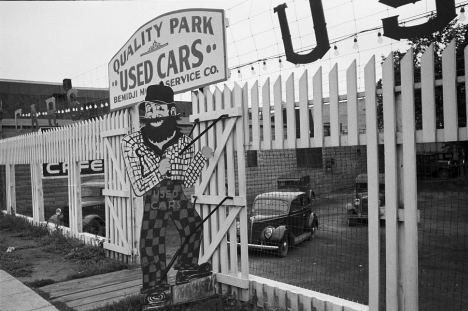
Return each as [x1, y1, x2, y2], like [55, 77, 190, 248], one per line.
[245, 145, 384, 206]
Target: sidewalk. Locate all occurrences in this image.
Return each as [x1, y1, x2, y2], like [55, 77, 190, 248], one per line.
[0, 270, 59, 311]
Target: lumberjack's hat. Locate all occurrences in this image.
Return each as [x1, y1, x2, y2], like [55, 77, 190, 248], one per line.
[141, 82, 174, 105]
[139, 82, 179, 118]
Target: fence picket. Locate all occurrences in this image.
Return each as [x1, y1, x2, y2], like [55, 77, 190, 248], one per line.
[299, 70, 310, 148]
[313, 67, 324, 147]
[251, 81, 260, 150]
[243, 83, 250, 148]
[262, 78, 272, 150]
[286, 73, 296, 149]
[347, 60, 359, 146]
[421, 44, 436, 143]
[465, 46, 468, 139]
[442, 40, 458, 142]
[329, 64, 340, 146]
[214, 86, 229, 295]
[401, 48, 419, 311]
[383, 52, 399, 311]
[273, 76, 283, 149]
[365, 55, 381, 311]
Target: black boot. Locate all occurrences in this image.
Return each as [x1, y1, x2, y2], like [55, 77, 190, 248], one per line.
[175, 262, 212, 285]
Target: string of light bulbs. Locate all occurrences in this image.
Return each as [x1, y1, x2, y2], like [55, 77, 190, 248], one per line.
[229, 1, 468, 77]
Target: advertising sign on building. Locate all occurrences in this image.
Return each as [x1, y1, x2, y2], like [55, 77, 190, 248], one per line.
[109, 9, 228, 111]
[42, 159, 104, 178]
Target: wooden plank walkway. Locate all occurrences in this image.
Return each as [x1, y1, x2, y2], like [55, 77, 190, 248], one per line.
[39, 268, 176, 311]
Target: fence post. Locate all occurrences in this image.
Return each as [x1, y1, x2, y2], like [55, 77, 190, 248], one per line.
[6, 163, 16, 214]
[400, 47, 419, 311]
[382, 52, 399, 311]
[365, 56, 381, 311]
[130, 105, 143, 264]
[31, 162, 44, 223]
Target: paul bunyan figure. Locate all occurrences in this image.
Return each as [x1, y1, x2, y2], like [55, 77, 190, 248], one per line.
[122, 82, 213, 309]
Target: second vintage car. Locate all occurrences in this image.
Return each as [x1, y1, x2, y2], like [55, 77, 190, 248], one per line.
[48, 178, 106, 236]
[345, 173, 385, 226]
[238, 191, 318, 257]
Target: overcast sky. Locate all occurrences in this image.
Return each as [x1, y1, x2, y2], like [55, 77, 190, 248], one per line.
[1, 0, 466, 101]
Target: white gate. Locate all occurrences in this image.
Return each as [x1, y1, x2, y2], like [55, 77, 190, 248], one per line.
[191, 84, 250, 300]
[100, 111, 136, 262]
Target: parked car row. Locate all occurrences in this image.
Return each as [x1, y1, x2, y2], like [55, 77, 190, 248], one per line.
[416, 152, 459, 179]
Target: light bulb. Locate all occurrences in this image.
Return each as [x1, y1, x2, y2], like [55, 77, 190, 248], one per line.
[94, 104, 97, 109]
[263, 61, 267, 71]
[251, 66, 256, 75]
[238, 69, 242, 79]
[378, 32, 383, 44]
[460, 7, 466, 22]
[105, 102, 108, 107]
[81, 107, 84, 111]
[353, 37, 359, 50]
[101, 103, 104, 108]
[334, 45, 339, 56]
[279, 58, 283, 69]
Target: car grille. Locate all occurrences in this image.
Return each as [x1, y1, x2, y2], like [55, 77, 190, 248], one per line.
[361, 198, 368, 215]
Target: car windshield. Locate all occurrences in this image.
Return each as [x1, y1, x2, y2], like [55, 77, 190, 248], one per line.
[252, 199, 289, 216]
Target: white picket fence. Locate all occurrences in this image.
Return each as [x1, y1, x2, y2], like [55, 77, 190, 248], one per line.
[0, 110, 138, 262]
[236, 40, 466, 311]
[1, 39, 466, 310]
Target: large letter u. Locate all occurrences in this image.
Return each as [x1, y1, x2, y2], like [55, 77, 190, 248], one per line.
[274, 0, 330, 65]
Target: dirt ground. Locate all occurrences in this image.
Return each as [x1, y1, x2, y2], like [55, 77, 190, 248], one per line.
[0, 220, 181, 284]
[0, 231, 82, 283]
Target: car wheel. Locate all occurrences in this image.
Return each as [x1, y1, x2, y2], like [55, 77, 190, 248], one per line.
[438, 168, 450, 179]
[306, 218, 318, 241]
[278, 236, 289, 258]
[84, 219, 103, 236]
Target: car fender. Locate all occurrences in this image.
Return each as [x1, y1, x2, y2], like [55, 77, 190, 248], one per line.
[83, 214, 105, 227]
[345, 202, 355, 212]
[271, 225, 288, 241]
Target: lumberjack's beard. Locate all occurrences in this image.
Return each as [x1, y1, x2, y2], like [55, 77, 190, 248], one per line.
[141, 116, 179, 144]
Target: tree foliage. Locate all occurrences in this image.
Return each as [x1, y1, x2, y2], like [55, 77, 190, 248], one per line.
[377, 18, 468, 130]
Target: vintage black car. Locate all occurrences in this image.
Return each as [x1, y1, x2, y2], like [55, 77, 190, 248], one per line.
[239, 191, 318, 257]
[345, 173, 385, 226]
[416, 152, 458, 179]
[48, 178, 106, 236]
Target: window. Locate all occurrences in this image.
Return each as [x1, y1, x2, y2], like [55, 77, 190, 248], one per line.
[291, 198, 303, 212]
[296, 147, 323, 168]
[247, 150, 258, 167]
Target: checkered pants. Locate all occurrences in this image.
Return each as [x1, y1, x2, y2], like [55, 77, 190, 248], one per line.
[140, 180, 202, 292]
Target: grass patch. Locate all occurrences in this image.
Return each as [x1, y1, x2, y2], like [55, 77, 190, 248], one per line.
[0, 212, 131, 280]
[0, 249, 34, 277]
[89, 294, 264, 311]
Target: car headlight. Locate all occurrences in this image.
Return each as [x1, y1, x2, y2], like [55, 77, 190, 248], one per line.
[354, 198, 361, 206]
[264, 227, 273, 239]
[55, 208, 62, 216]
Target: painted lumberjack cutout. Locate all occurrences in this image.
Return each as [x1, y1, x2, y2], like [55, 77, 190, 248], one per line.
[121, 82, 213, 309]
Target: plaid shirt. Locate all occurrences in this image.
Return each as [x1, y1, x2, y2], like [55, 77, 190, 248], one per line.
[122, 130, 205, 197]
